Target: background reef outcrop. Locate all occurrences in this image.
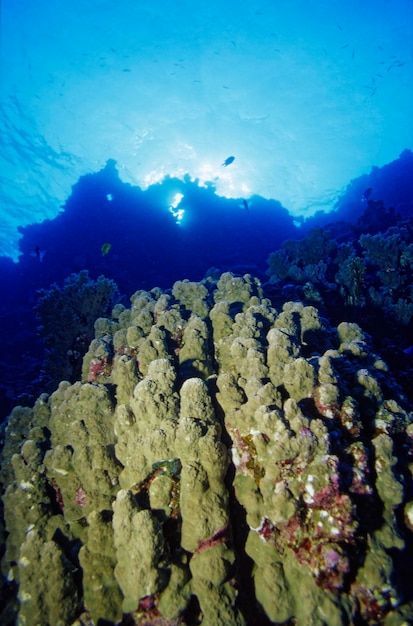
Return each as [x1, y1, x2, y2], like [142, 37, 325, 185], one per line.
[1, 272, 413, 625]
[266, 207, 413, 401]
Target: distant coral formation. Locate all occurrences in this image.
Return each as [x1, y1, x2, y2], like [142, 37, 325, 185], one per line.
[1, 271, 413, 625]
[34, 270, 120, 391]
[266, 213, 413, 328]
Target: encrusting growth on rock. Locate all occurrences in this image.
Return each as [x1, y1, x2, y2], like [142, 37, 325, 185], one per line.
[1, 271, 413, 625]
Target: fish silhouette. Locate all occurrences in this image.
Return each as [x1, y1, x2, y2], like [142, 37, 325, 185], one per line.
[32, 245, 46, 262]
[362, 188, 372, 201]
[222, 156, 235, 167]
[101, 243, 112, 256]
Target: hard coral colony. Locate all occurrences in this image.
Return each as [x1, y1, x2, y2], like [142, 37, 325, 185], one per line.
[0, 272, 413, 625]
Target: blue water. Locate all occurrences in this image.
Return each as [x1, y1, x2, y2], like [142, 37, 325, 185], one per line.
[2, 0, 413, 259]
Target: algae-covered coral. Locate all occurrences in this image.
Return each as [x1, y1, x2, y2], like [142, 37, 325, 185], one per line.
[1, 271, 413, 625]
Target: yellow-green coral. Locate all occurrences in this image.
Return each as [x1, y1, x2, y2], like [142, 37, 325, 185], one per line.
[1, 271, 413, 626]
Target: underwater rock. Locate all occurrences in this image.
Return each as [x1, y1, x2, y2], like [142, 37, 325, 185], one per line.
[1, 271, 413, 625]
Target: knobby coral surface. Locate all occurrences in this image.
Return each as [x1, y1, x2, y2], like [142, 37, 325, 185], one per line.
[1, 271, 413, 626]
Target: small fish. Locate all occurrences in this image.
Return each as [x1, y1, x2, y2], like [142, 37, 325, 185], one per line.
[222, 156, 235, 167]
[239, 199, 250, 211]
[101, 242, 112, 256]
[32, 245, 46, 262]
[362, 188, 372, 201]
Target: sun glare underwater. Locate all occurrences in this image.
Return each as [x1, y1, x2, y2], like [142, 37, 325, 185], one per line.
[1, 1, 413, 625]
[1, 0, 413, 259]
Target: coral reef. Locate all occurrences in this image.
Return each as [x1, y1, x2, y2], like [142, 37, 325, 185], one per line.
[1, 271, 413, 625]
[34, 270, 120, 391]
[266, 218, 413, 328]
[266, 214, 413, 409]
